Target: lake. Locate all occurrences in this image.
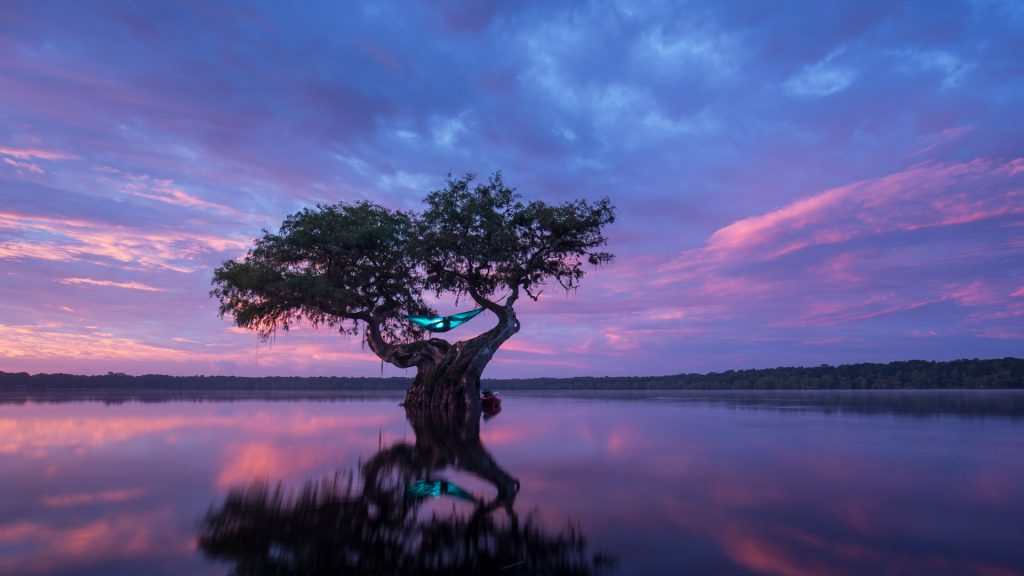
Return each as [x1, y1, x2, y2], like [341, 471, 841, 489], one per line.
[1, 390, 1022, 575]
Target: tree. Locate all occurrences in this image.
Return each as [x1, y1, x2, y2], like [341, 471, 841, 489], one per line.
[211, 172, 615, 413]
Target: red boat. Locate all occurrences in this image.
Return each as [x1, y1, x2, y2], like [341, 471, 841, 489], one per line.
[481, 389, 502, 415]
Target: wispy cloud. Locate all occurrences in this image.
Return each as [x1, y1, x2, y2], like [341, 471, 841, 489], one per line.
[2, 158, 44, 174]
[60, 277, 165, 292]
[905, 126, 974, 158]
[0, 146, 78, 175]
[95, 167, 244, 216]
[784, 49, 856, 97]
[0, 320, 392, 376]
[0, 211, 249, 272]
[634, 157, 1024, 354]
[785, 64, 856, 97]
[663, 157, 1024, 275]
[0, 147, 78, 161]
[897, 49, 974, 88]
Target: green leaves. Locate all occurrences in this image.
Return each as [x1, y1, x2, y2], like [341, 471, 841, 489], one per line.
[212, 201, 432, 343]
[211, 172, 615, 343]
[420, 172, 615, 303]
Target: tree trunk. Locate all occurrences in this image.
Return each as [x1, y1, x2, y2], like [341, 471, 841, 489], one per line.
[365, 300, 520, 416]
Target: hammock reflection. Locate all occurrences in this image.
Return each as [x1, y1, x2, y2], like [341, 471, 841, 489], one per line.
[198, 407, 616, 575]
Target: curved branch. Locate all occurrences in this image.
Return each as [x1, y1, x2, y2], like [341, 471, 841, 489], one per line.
[505, 284, 520, 309]
[468, 285, 505, 317]
[364, 314, 450, 369]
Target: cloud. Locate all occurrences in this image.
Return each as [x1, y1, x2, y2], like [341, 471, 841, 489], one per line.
[0, 211, 249, 272]
[2, 158, 44, 174]
[643, 157, 1024, 348]
[784, 50, 857, 97]
[0, 147, 78, 175]
[0, 147, 78, 161]
[60, 277, 165, 292]
[897, 49, 974, 88]
[905, 126, 974, 158]
[636, 25, 739, 78]
[432, 114, 469, 147]
[0, 319, 402, 377]
[663, 157, 1024, 271]
[95, 167, 245, 217]
[0, 322, 195, 362]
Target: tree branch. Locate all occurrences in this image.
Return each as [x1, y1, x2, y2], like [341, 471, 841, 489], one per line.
[364, 313, 449, 370]
[505, 284, 520, 309]
[468, 285, 504, 316]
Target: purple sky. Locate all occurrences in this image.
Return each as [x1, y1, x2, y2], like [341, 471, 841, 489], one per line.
[1, 0, 1022, 378]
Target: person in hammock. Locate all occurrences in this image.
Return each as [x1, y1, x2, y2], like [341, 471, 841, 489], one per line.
[405, 307, 485, 333]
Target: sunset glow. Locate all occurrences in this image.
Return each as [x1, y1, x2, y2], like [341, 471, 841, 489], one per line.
[1, 1, 1021, 377]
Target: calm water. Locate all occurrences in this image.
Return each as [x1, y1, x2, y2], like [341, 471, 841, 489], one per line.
[1, 390, 1022, 575]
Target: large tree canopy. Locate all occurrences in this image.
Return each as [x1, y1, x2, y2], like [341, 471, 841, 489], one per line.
[212, 201, 431, 344]
[212, 172, 615, 411]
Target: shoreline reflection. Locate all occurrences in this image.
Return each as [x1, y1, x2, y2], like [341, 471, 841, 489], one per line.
[3, 389, 1022, 420]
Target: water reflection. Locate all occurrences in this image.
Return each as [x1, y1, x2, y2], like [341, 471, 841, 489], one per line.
[198, 407, 616, 575]
[2, 393, 1020, 575]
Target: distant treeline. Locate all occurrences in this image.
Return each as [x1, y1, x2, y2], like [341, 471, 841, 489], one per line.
[498, 358, 1024, 390]
[1, 358, 1021, 391]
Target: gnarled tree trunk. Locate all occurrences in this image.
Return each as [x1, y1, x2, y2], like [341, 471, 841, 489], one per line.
[365, 295, 520, 415]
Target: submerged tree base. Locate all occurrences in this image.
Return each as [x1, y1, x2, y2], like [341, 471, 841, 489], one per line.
[403, 371, 481, 417]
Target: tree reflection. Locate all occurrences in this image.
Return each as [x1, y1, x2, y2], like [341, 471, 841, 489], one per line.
[198, 407, 615, 575]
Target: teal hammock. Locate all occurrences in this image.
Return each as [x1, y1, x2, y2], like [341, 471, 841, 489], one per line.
[406, 479, 475, 502]
[405, 307, 484, 333]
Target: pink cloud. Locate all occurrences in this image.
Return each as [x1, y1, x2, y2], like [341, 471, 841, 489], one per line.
[60, 277, 164, 292]
[594, 156, 1024, 357]
[491, 355, 589, 370]
[777, 296, 939, 328]
[94, 167, 249, 217]
[499, 340, 559, 356]
[705, 186, 850, 256]
[809, 252, 865, 284]
[0, 147, 78, 161]
[904, 125, 974, 158]
[947, 281, 1000, 307]
[2, 158, 44, 174]
[0, 211, 249, 272]
[0, 322, 194, 363]
[663, 158, 1024, 278]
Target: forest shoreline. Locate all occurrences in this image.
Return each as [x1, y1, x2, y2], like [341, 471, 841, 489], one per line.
[2, 358, 1021, 392]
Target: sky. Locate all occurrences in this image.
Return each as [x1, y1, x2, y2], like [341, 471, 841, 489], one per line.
[1, 0, 1022, 378]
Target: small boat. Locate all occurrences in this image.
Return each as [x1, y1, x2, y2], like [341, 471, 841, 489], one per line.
[481, 388, 502, 415]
